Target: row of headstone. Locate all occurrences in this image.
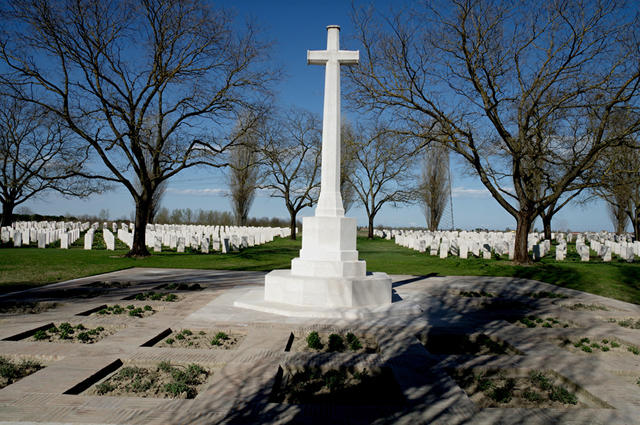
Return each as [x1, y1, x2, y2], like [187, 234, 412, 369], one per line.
[1, 221, 90, 248]
[135, 224, 290, 254]
[380, 228, 638, 263]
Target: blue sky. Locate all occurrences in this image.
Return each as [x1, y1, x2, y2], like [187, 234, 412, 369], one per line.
[22, 0, 612, 232]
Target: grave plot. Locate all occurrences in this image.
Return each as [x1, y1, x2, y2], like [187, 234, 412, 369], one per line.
[90, 304, 156, 318]
[449, 368, 609, 408]
[269, 365, 404, 406]
[558, 337, 640, 355]
[0, 301, 60, 315]
[123, 291, 180, 302]
[153, 282, 204, 291]
[151, 328, 245, 349]
[83, 281, 134, 289]
[85, 360, 212, 399]
[287, 331, 378, 353]
[508, 315, 573, 329]
[5, 322, 115, 344]
[0, 356, 46, 389]
[417, 331, 521, 355]
[608, 317, 640, 329]
[562, 303, 610, 312]
[526, 291, 568, 299]
[458, 290, 495, 298]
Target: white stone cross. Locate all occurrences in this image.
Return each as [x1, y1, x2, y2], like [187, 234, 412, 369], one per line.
[307, 25, 359, 217]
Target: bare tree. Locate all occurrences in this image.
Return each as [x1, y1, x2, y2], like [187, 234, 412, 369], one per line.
[0, 96, 96, 226]
[346, 123, 418, 238]
[595, 142, 640, 238]
[0, 0, 274, 256]
[228, 112, 262, 226]
[419, 143, 450, 231]
[259, 109, 321, 239]
[347, 0, 640, 262]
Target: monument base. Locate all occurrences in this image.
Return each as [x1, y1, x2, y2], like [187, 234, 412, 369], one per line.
[262, 269, 392, 308]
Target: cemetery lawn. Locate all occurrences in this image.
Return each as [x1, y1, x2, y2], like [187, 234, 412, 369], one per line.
[1, 237, 639, 305]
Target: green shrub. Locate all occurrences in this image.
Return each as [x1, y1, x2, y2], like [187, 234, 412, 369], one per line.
[135, 293, 145, 301]
[75, 324, 85, 330]
[542, 322, 552, 328]
[96, 326, 105, 332]
[215, 332, 228, 340]
[627, 345, 639, 355]
[346, 332, 362, 350]
[489, 378, 515, 403]
[33, 330, 48, 340]
[47, 325, 58, 333]
[549, 385, 577, 404]
[144, 305, 152, 311]
[328, 333, 345, 352]
[306, 331, 322, 350]
[530, 371, 552, 390]
[581, 345, 592, 353]
[150, 293, 162, 300]
[95, 381, 114, 395]
[182, 329, 192, 336]
[602, 345, 610, 352]
[523, 389, 543, 402]
[126, 305, 135, 310]
[477, 377, 493, 392]
[158, 361, 172, 372]
[77, 332, 90, 343]
[59, 323, 73, 333]
[176, 333, 185, 340]
[164, 294, 178, 302]
[165, 338, 175, 345]
[164, 381, 195, 398]
[611, 341, 620, 348]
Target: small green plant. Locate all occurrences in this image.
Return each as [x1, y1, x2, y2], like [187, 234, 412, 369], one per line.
[549, 385, 578, 405]
[96, 326, 104, 332]
[165, 338, 175, 345]
[489, 378, 515, 403]
[530, 371, 552, 390]
[602, 345, 610, 352]
[75, 324, 85, 330]
[542, 322, 552, 328]
[523, 389, 543, 402]
[158, 361, 172, 372]
[477, 376, 493, 392]
[176, 333, 185, 340]
[135, 293, 145, 301]
[306, 331, 322, 350]
[580, 337, 590, 344]
[328, 333, 345, 352]
[345, 332, 362, 350]
[164, 381, 194, 398]
[164, 294, 178, 302]
[602, 339, 609, 344]
[77, 332, 90, 343]
[611, 341, 620, 348]
[33, 330, 48, 340]
[627, 345, 640, 355]
[182, 329, 192, 336]
[144, 305, 152, 311]
[59, 323, 73, 333]
[95, 381, 114, 395]
[590, 343, 601, 349]
[126, 305, 135, 310]
[581, 345, 592, 353]
[636, 377, 640, 387]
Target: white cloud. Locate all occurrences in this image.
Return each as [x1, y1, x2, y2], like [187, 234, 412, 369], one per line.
[451, 187, 491, 198]
[166, 187, 229, 196]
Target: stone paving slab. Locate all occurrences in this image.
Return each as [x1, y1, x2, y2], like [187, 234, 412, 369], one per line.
[0, 268, 639, 424]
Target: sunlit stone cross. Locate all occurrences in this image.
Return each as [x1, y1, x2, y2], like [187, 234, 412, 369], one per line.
[307, 25, 359, 217]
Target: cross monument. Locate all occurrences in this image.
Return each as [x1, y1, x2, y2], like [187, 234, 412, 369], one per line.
[235, 25, 391, 314]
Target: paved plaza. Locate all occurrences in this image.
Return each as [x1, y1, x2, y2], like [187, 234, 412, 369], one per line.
[0, 268, 639, 424]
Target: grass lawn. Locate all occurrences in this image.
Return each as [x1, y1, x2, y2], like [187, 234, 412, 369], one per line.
[1, 236, 639, 304]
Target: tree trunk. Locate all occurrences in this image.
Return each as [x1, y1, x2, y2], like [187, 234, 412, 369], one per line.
[513, 213, 534, 264]
[542, 214, 552, 240]
[129, 196, 151, 257]
[289, 210, 297, 240]
[633, 212, 640, 241]
[368, 214, 375, 239]
[1, 200, 15, 227]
